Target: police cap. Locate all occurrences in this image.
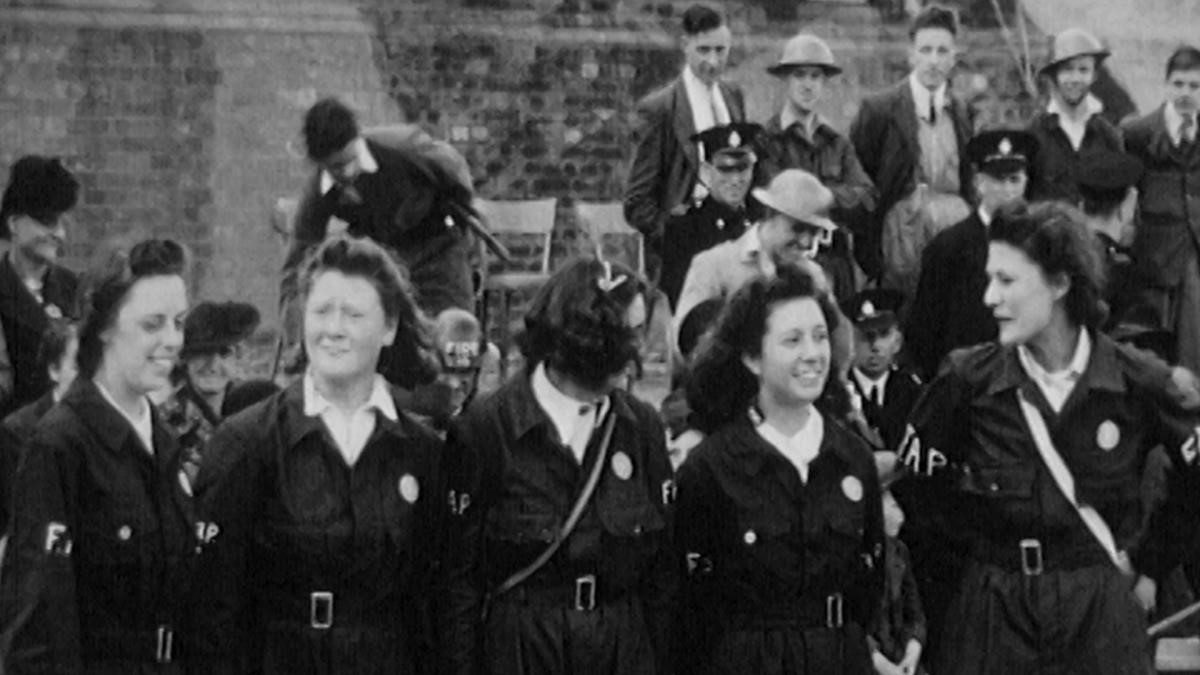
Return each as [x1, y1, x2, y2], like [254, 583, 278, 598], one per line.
[692, 122, 762, 165]
[841, 288, 905, 331]
[966, 130, 1037, 176]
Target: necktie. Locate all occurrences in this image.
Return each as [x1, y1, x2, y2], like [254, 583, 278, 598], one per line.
[1181, 115, 1195, 147]
[928, 97, 937, 125]
[870, 385, 882, 407]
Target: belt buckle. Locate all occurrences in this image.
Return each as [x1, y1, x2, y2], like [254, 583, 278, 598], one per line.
[574, 574, 597, 611]
[310, 591, 334, 629]
[155, 625, 173, 664]
[1020, 538, 1044, 576]
[825, 593, 844, 629]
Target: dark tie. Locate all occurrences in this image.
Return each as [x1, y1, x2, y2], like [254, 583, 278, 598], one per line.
[870, 385, 882, 407]
[1181, 115, 1195, 148]
[928, 97, 937, 125]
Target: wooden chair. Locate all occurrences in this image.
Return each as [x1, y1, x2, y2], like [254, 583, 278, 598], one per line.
[574, 201, 645, 277]
[474, 198, 558, 374]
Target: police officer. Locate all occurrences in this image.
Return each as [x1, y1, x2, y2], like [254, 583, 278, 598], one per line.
[677, 264, 884, 674]
[439, 258, 677, 675]
[659, 122, 764, 310]
[1, 239, 196, 673]
[898, 201, 1200, 674]
[1076, 149, 1145, 329]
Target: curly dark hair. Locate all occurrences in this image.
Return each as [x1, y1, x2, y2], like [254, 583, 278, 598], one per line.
[989, 200, 1108, 331]
[515, 257, 647, 391]
[303, 97, 359, 161]
[686, 264, 845, 434]
[300, 234, 438, 387]
[77, 239, 188, 379]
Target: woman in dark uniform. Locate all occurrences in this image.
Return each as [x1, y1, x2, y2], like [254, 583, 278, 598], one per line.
[439, 257, 677, 675]
[897, 201, 1200, 674]
[1, 239, 196, 673]
[191, 235, 443, 673]
[675, 263, 884, 675]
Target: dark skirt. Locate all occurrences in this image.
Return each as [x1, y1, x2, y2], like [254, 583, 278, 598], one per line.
[705, 622, 873, 675]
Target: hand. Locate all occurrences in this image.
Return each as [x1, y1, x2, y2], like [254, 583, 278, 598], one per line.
[1168, 366, 1200, 410]
[871, 650, 905, 675]
[899, 639, 923, 674]
[1134, 574, 1157, 613]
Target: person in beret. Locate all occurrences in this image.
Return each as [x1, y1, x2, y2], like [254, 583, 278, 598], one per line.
[1122, 45, 1200, 374]
[906, 130, 1038, 380]
[659, 122, 765, 311]
[1027, 28, 1124, 204]
[0, 155, 81, 417]
[1076, 149, 1144, 324]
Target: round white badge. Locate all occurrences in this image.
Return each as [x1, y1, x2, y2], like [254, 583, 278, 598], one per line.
[611, 452, 634, 481]
[841, 476, 864, 503]
[399, 474, 420, 504]
[743, 529, 757, 545]
[117, 525, 132, 541]
[1096, 420, 1120, 451]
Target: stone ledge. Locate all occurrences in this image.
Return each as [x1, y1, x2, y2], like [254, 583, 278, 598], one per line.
[0, 1, 370, 34]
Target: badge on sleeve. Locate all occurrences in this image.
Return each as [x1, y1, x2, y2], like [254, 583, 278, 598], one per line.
[1096, 420, 1120, 451]
[399, 474, 420, 504]
[447, 489, 472, 516]
[195, 521, 220, 545]
[611, 452, 634, 480]
[841, 476, 864, 503]
[661, 479, 677, 505]
[44, 522, 72, 557]
[743, 529, 758, 545]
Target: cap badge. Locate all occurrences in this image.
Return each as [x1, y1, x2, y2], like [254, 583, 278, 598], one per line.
[999, 137, 1013, 156]
[861, 300, 876, 317]
[729, 130, 741, 148]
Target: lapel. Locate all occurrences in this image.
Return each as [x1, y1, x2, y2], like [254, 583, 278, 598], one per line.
[718, 81, 743, 122]
[1148, 104, 1193, 162]
[671, 77, 699, 173]
[890, 81, 920, 161]
[948, 97, 972, 153]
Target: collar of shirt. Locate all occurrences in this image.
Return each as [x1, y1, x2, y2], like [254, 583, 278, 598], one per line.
[977, 205, 993, 227]
[303, 371, 397, 466]
[908, 73, 948, 123]
[319, 137, 380, 196]
[755, 406, 824, 482]
[779, 107, 823, 140]
[530, 361, 610, 463]
[682, 65, 729, 136]
[1164, 102, 1196, 146]
[852, 367, 891, 402]
[303, 370, 397, 420]
[1046, 93, 1104, 119]
[1016, 328, 1092, 413]
[95, 379, 154, 455]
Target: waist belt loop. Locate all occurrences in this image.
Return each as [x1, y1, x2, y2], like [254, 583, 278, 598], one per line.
[310, 591, 334, 629]
[826, 593, 844, 629]
[1020, 538, 1044, 576]
[574, 575, 597, 611]
[155, 626, 173, 664]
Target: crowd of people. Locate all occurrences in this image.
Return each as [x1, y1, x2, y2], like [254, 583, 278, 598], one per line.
[0, 1, 1199, 674]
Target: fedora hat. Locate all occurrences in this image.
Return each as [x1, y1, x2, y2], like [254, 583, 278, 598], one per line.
[767, 34, 841, 76]
[751, 169, 836, 231]
[1039, 28, 1109, 78]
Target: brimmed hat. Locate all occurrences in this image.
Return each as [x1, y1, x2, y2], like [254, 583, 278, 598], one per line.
[0, 155, 80, 238]
[841, 288, 905, 332]
[751, 169, 836, 231]
[967, 130, 1038, 177]
[767, 34, 841, 76]
[1039, 28, 1110, 78]
[182, 301, 260, 358]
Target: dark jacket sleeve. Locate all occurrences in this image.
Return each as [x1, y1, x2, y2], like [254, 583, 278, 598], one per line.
[827, 136, 878, 233]
[904, 237, 948, 380]
[671, 449, 722, 675]
[849, 98, 884, 195]
[633, 404, 680, 675]
[624, 96, 672, 241]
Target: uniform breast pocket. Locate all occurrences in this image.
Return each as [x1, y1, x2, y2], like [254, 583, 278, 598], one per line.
[598, 501, 666, 540]
[960, 463, 1036, 501]
[77, 498, 155, 569]
[486, 509, 559, 545]
[736, 508, 795, 562]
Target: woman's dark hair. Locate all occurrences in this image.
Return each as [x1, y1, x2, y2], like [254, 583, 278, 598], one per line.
[303, 97, 359, 161]
[77, 239, 187, 379]
[515, 257, 647, 391]
[686, 264, 843, 434]
[989, 200, 1107, 330]
[300, 235, 438, 386]
[37, 319, 77, 377]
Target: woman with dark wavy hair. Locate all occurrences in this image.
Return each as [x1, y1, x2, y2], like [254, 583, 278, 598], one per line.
[675, 263, 884, 675]
[897, 201, 1200, 674]
[1, 239, 196, 673]
[440, 257, 677, 675]
[191, 235, 443, 673]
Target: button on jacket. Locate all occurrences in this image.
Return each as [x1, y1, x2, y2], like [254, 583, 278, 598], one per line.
[1, 379, 198, 674]
[674, 414, 884, 675]
[191, 381, 443, 674]
[439, 371, 678, 675]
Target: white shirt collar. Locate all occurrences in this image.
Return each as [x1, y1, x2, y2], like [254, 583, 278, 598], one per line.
[319, 137, 380, 195]
[852, 368, 891, 400]
[303, 371, 398, 422]
[95, 379, 154, 455]
[1164, 102, 1196, 146]
[530, 362, 609, 463]
[978, 205, 993, 226]
[1046, 92, 1104, 118]
[682, 65, 730, 144]
[755, 407, 824, 482]
[1016, 329, 1092, 413]
[909, 73, 948, 123]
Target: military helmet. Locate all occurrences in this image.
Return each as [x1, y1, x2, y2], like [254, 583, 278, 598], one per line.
[767, 34, 841, 76]
[1039, 28, 1110, 78]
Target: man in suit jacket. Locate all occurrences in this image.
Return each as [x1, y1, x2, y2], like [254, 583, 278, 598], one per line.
[850, 4, 973, 290]
[0, 156, 81, 418]
[1122, 45, 1200, 373]
[623, 3, 746, 262]
[905, 130, 1037, 380]
[1027, 28, 1124, 204]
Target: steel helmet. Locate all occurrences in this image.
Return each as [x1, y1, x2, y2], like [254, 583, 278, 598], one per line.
[767, 34, 841, 76]
[1039, 28, 1110, 78]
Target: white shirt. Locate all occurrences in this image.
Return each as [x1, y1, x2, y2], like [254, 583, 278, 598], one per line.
[303, 372, 398, 467]
[977, 206, 993, 227]
[1164, 102, 1197, 147]
[852, 368, 891, 406]
[1047, 94, 1104, 152]
[755, 407, 824, 482]
[530, 362, 609, 464]
[1016, 329, 1092, 413]
[95, 380, 154, 456]
[683, 66, 731, 148]
[318, 137, 380, 195]
[908, 73, 949, 124]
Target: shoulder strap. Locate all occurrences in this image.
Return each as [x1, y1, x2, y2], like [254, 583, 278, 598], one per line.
[487, 409, 619, 602]
[1015, 389, 1132, 574]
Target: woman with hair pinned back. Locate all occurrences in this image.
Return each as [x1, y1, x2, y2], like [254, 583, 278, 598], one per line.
[0, 240, 196, 673]
[439, 257, 678, 675]
[896, 201, 1200, 674]
[190, 235, 443, 673]
[674, 263, 884, 675]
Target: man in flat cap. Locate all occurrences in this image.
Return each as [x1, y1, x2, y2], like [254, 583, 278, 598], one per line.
[850, 4, 973, 289]
[0, 156, 81, 417]
[1027, 28, 1124, 204]
[1123, 45, 1200, 373]
[906, 130, 1037, 379]
[658, 122, 763, 310]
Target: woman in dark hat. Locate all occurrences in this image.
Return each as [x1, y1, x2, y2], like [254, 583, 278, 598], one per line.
[1, 238, 198, 673]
